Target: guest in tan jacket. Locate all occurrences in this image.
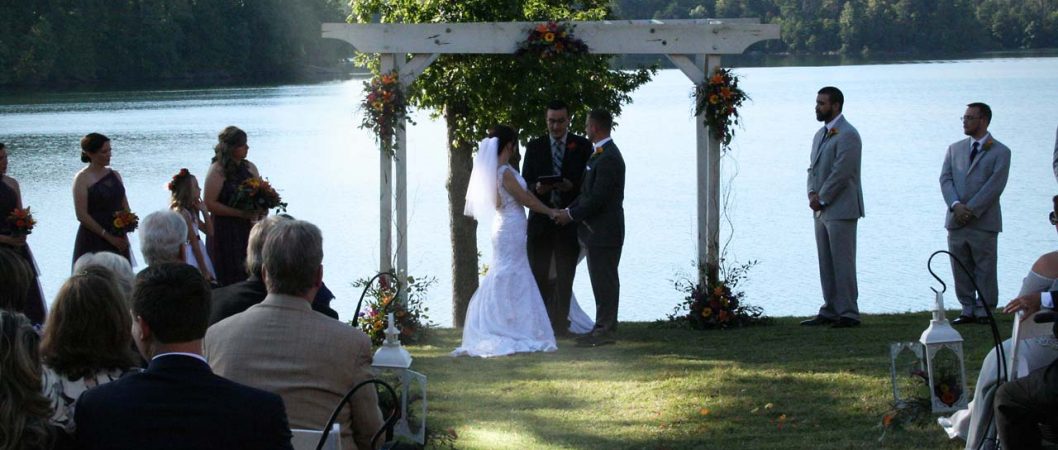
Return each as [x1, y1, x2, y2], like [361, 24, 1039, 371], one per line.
[204, 219, 383, 450]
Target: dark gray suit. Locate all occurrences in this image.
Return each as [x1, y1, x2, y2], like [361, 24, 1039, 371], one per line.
[940, 134, 1010, 317]
[569, 139, 625, 333]
[807, 115, 864, 321]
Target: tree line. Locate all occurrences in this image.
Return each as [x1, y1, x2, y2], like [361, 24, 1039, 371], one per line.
[1, 0, 1054, 88]
[0, 0, 351, 88]
[615, 0, 1058, 55]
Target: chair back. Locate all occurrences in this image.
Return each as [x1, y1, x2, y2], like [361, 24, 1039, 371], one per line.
[318, 379, 400, 450]
[291, 424, 340, 450]
[1008, 310, 1053, 380]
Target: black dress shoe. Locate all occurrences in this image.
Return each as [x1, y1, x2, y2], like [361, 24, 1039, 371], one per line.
[830, 317, 861, 328]
[800, 316, 835, 326]
[952, 315, 975, 325]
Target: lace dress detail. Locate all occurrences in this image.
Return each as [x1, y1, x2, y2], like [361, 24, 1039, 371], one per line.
[453, 165, 557, 357]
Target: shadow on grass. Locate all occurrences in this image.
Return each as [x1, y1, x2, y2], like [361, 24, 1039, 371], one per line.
[408, 313, 1009, 449]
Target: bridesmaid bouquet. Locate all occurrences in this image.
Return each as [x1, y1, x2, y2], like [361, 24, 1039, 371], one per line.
[7, 207, 36, 235]
[111, 209, 140, 235]
[229, 177, 287, 213]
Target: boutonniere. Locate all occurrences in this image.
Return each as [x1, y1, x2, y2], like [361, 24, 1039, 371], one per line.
[983, 139, 994, 151]
[592, 146, 604, 157]
[566, 141, 576, 150]
[827, 127, 839, 138]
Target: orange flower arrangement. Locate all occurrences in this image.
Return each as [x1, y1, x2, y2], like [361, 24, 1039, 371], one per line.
[516, 21, 588, 59]
[352, 273, 435, 346]
[7, 207, 36, 235]
[666, 261, 769, 330]
[694, 67, 749, 152]
[229, 176, 286, 213]
[360, 71, 410, 155]
[111, 209, 139, 235]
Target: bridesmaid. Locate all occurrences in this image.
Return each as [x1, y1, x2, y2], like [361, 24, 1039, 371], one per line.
[204, 126, 261, 286]
[71, 133, 132, 266]
[0, 143, 47, 325]
[169, 168, 216, 283]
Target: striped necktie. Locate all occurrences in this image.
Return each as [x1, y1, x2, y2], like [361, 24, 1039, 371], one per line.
[552, 139, 563, 175]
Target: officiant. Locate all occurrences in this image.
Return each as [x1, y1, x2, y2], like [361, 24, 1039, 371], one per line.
[522, 100, 593, 338]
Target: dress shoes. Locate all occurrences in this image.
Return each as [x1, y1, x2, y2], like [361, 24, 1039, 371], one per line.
[800, 316, 835, 326]
[951, 315, 975, 326]
[830, 317, 861, 328]
[575, 330, 615, 347]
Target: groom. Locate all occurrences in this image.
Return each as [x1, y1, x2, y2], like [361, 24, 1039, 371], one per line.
[557, 109, 625, 347]
[522, 100, 593, 337]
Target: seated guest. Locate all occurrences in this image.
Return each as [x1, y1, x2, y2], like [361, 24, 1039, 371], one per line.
[0, 311, 59, 450]
[138, 210, 187, 267]
[940, 195, 1058, 448]
[40, 267, 139, 434]
[205, 220, 381, 450]
[75, 263, 293, 450]
[209, 215, 337, 325]
[73, 252, 135, 303]
[0, 246, 37, 326]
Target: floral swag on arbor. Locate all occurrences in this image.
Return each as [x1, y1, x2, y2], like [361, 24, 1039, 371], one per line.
[694, 67, 749, 152]
[515, 21, 589, 59]
[359, 71, 410, 155]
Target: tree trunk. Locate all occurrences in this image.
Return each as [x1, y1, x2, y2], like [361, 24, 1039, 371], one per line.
[446, 105, 478, 327]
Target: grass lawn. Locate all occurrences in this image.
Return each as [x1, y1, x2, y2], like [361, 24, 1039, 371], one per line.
[400, 312, 1016, 449]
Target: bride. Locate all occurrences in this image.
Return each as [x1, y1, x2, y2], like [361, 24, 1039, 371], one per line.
[453, 126, 560, 358]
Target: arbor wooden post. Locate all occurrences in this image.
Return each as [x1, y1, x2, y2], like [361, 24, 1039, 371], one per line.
[378, 53, 395, 274]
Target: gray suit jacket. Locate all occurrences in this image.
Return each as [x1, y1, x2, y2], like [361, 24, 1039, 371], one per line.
[570, 140, 625, 247]
[807, 115, 865, 220]
[204, 294, 383, 450]
[940, 135, 1011, 232]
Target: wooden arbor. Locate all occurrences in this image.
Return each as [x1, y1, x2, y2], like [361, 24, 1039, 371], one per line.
[322, 19, 779, 285]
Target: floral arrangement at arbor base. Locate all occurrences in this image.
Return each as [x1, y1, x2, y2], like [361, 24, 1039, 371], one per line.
[664, 261, 769, 330]
[229, 177, 286, 213]
[515, 21, 588, 59]
[359, 71, 409, 154]
[7, 207, 36, 235]
[111, 209, 139, 235]
[352, 273, 436, 347]
[694, 67, 749, 152]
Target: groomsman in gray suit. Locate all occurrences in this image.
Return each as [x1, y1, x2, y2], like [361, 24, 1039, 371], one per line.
[801, 86, 864, 329]
[940, 102, 1011, 324]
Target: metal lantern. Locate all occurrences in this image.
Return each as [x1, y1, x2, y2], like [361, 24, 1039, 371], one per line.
[919, 291, 969, 413]
[372, 313, 427, 445]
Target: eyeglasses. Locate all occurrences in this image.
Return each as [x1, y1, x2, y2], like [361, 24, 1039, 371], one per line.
[1050, 211, 1057, 225]
[961, 115, 980, 122]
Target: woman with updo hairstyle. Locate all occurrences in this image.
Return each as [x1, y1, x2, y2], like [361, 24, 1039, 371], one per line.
[169, 168, 215, 282]
[0, 311, 57, 450]
[0, 143, 47, 325]
[204, 126, 262, 286]
[71, 132, 132, 267]
[39, 267, 139, 434]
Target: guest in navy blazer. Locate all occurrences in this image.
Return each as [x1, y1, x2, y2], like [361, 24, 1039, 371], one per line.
[75, 262, 293, 450]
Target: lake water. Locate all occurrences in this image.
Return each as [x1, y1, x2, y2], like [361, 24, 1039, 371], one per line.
[1, 56, 1056, 326]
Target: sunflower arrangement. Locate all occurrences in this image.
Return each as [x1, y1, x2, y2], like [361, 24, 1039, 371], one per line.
[229, 177, 286, 213]
[515, 21, 588, 59]
[694, 67, 749, 152]
[352, 273, 435, 346]
[111, 209, 139, 235]
[665, 261, 769, 330]
[359, 71, 409, 154]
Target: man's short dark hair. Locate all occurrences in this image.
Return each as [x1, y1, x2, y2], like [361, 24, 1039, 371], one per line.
[132, 263, 211, 343]
[818, 86, 844, 111]
[546, 100, 568, 113]
[588, 109, 613, 132]
[967, 102, 992, 124]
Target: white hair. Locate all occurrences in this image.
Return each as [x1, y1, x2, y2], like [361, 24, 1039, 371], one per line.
[72, 252, 135, 300]
[139, 210, 187, 266]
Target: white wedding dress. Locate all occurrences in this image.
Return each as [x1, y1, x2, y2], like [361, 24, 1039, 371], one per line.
[453, 164, 558, 357]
